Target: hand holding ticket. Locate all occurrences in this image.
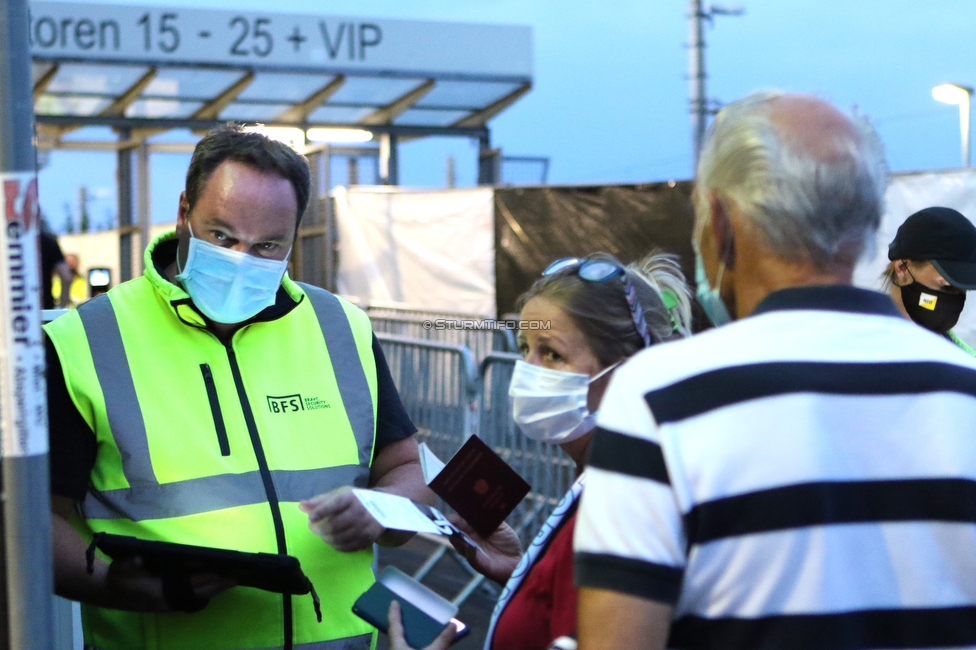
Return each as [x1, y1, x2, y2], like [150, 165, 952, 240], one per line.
[349, 489, 484, 554]
[300, 487, 386, 552]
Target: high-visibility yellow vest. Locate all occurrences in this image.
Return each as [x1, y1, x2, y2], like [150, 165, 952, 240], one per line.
[45, 232, 379, 650]
[51, 273, 88, 307]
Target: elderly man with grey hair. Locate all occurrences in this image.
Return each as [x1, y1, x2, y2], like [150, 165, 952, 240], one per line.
[573, 91, 976, 649]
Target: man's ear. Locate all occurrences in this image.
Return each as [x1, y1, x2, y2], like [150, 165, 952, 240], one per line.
[176, 191, 190, 229]
[708, 193, 737, 270]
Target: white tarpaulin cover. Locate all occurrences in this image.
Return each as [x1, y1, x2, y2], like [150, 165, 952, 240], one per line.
[334, 186, 496, 317]
[854, 169, 976, 346]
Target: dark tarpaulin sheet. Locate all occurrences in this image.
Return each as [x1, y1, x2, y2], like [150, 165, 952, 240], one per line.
[494, 182, 697, 318]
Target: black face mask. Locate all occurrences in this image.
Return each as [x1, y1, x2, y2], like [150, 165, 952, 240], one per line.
[900, 281, 966, 334]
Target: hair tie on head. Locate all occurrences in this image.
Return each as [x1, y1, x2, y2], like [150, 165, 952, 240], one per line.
[621, 275, 653, 348]
[661, 288, 680, 332]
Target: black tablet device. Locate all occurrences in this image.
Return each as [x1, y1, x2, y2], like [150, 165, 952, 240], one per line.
[86, 532, 319, 613]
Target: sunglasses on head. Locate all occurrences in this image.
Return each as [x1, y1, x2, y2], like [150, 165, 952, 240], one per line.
[544, 257, 625, 282]
[541, 257, 682, 346]
[543, 257, 680, 313]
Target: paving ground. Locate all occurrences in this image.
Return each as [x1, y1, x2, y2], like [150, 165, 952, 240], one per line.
[374, 535, 501, 650]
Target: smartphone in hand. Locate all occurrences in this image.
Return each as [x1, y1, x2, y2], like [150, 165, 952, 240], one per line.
[352, 566, 469, 647]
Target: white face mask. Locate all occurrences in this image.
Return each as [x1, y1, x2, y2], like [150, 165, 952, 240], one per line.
[508, 360, 617, 444]
[176, 222, 291, 324]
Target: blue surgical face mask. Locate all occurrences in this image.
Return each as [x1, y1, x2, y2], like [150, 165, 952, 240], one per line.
[176, 222, 290, 324]
[692, 212, 733, 327]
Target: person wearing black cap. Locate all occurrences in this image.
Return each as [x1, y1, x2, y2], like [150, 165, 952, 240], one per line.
[884, 206, 976, 354]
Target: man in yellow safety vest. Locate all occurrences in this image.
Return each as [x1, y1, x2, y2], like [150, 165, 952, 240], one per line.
[51, 252, 88, 307]
[45, 125, 432, 650]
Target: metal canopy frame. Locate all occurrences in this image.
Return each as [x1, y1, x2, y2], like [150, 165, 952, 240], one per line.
[31, 57, 531, 145]
[29, 6, 532, 287]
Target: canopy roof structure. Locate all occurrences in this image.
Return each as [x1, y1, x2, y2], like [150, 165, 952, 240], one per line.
[33, 63, 531, 140]
[29, 2, 533, 286]
[30, 1, 533, 144]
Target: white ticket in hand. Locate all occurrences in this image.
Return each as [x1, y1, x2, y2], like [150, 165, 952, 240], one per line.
[351, 489, 485, 554]
[351, 489, 444, 535]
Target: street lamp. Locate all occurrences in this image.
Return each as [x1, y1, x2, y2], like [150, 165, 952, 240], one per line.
[932, 83, 974, 167]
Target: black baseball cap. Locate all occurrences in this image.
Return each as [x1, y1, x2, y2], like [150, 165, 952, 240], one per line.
[888, 207, 976, 290]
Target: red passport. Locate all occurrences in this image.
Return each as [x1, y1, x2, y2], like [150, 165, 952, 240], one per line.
[428, 435, 531, 538]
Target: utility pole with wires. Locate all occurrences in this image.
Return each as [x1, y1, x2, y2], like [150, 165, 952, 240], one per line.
[688, 0, 744, 171]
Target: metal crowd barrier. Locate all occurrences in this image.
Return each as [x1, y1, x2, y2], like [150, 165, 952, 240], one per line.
[371, 314, 516, 366]
[375, 333, 479, 461]
[478, 353, 577, 548]
[365, 301, 518, 362]
[373, 333, 488, 604]
[365, 301, 485, 321]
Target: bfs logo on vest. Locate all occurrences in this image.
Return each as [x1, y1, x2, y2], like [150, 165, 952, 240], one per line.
[267, 394, 331, 413]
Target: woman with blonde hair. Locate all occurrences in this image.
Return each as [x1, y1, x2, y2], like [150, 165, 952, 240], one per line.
[390, 249, 693, 650]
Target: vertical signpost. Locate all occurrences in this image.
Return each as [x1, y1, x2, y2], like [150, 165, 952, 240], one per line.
[0, 1, 55, 648]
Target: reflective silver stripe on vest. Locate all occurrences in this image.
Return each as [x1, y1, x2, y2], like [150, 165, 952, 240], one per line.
[77, 295, 158, 486]
[299, 283, 376, 467]
[87, 633, 372, 650]
[84, 465, 370, 521]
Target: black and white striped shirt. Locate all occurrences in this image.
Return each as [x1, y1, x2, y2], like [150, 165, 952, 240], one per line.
[574, 286, 976, 649]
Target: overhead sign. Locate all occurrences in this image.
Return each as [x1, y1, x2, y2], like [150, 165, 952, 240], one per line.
[28, 2, 532, 80]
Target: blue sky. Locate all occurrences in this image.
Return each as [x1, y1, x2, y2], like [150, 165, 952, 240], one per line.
[38, 0, 976, 231]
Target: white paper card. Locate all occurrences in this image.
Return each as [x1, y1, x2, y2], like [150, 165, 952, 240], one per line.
[379, 566, 458, 623]
[351, 489, 443, 535]
[418, 443, 447, 484]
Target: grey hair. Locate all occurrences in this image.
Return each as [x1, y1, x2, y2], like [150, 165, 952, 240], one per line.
[695, 91, 889, 271]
